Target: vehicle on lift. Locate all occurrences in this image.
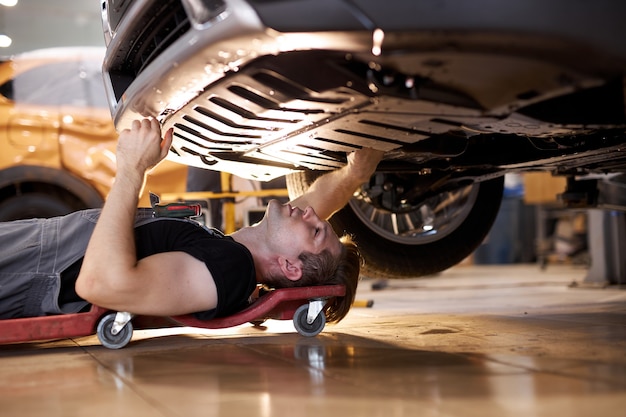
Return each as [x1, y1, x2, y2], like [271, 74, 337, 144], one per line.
[100, 0, 626, 279]
[0, 47, 187, 221]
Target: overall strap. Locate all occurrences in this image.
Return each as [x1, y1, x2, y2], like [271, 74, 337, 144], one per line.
[133, 207, 224, 238]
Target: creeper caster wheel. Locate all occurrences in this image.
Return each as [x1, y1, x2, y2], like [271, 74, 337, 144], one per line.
[293, 303, 326, 337]
[97, 312, 133, 349]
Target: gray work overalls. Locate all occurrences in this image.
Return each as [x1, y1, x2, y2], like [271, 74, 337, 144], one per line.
[0, 208, 203, 319]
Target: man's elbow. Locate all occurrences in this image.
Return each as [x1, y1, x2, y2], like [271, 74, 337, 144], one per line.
[75, 271, 99, 303]
[75, 270, 124, 308]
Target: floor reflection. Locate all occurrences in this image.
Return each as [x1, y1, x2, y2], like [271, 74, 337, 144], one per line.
[0, 265, 625, 417]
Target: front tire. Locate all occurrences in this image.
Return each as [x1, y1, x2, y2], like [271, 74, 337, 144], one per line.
[287, 172, 504, 279]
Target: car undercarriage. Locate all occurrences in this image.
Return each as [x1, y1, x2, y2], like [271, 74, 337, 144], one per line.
[101, 0, 626, 277]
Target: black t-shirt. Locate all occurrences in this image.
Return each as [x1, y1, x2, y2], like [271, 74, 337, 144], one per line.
[60, 219, 257, 319]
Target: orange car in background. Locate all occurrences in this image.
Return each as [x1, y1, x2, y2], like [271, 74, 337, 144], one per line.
[0, 47, 187, 220]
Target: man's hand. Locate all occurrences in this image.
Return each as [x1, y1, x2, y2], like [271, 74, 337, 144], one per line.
[116, 118, 173, 176]
[346, 148, 385, 184]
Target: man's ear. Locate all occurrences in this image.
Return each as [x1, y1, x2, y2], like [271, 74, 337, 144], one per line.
[278, 257, 302, 282]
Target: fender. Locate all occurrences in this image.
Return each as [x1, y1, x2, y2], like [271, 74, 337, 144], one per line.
[0, 165, 104, 208]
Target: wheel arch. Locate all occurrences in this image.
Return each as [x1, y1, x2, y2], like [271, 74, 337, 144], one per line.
[0, 165, 105, 208]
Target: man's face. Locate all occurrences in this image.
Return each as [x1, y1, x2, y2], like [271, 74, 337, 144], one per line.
[262, 199, 342, 260]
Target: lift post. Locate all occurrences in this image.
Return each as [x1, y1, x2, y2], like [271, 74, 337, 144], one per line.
[560, 175, 626, 286]
[583, 210, 626, 286]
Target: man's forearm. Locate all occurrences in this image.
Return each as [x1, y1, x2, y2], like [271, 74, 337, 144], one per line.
[78, 169, 144, 288]
[291, 148, 384, 219]
[76, 119, 172, 299]
[301, 168, 364, 220]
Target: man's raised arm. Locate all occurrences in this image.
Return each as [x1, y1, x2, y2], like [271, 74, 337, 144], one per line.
[289, 148, 384, 220]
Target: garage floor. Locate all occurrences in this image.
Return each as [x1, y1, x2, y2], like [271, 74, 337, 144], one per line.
[0, 264, 624, 417]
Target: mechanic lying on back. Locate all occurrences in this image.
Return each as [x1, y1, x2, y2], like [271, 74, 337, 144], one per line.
[0, 118, 383, 323]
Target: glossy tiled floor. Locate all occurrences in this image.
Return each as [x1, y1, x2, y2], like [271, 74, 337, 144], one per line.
[1, 264, 625, 417]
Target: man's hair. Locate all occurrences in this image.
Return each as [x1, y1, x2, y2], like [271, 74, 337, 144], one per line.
[264, 234, 361, 323]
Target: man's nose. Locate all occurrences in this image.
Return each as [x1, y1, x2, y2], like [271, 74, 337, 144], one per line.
[303, 206, 319, 220]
